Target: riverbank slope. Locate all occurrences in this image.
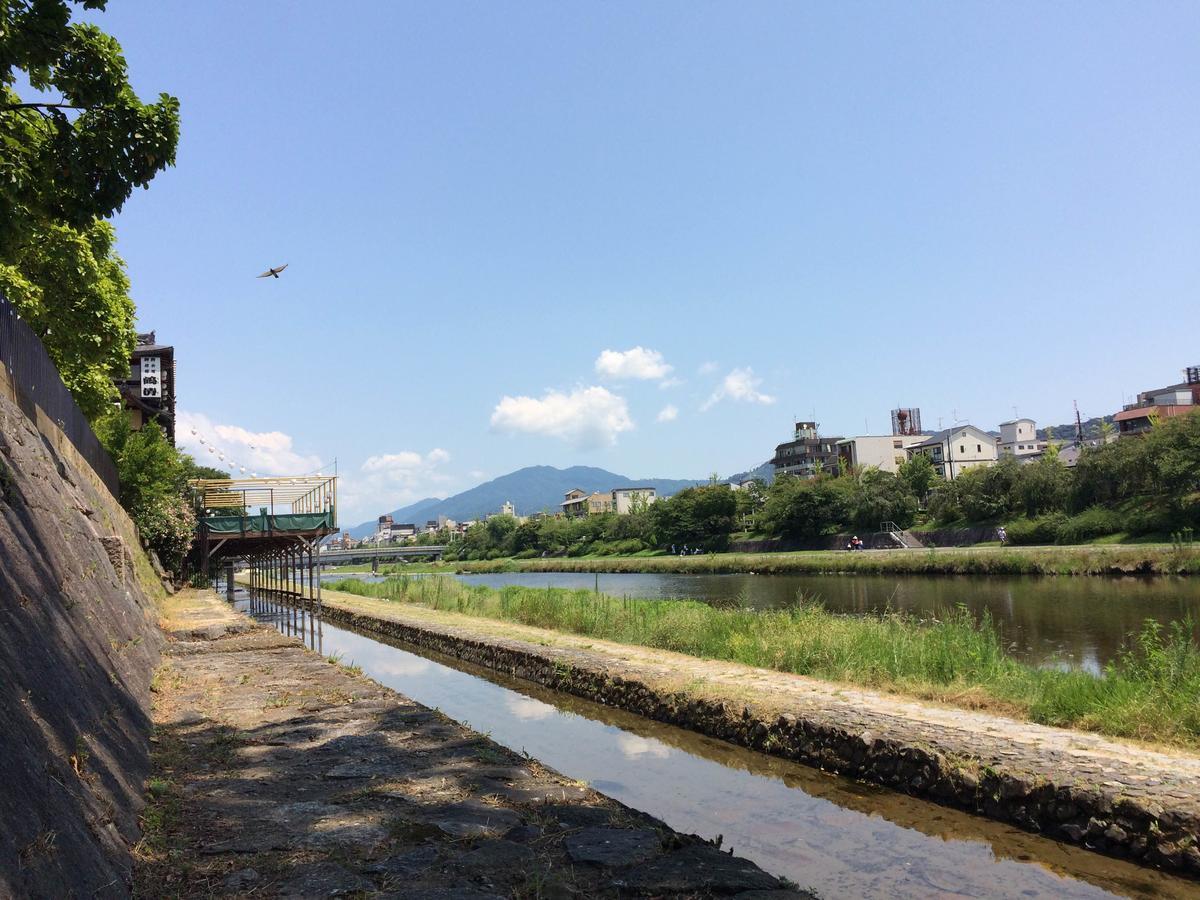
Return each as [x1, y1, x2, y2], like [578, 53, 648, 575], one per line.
[282, 580, 1200, 877]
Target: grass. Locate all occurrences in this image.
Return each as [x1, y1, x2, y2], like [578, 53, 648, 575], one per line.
[327, 574, 1200, 749]
[452, 543, 1200, 577]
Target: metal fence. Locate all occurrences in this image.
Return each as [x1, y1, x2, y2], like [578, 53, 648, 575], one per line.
[0, 292, 121, 497]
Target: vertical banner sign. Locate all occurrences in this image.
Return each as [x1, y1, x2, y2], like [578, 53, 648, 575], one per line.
[141, 356, 161, 399]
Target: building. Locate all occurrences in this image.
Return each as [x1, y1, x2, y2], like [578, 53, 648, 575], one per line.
[771, 421, 843, 478]
[837, 434, 929, 474]
[393, 523, 417, 539]
[561, 487, 652, 517]
[997, 418, 1046, 457]
[612, 487, 656, 514]
[1114, 368, 1200, 436]
[561, 489, 588, 517]
[114, 331, 176, 444]
[500, 501, 516, 518]
[562, 488, 612, 516]
[907, 424, 998, 480]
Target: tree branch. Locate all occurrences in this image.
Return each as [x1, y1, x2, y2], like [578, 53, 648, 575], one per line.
[0, 102, 84, 112]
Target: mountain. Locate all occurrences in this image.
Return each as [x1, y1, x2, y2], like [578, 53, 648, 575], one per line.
[726, 460, 774, 485]
[343, 465, 706, 537]
[1037, 415, 1115, 443]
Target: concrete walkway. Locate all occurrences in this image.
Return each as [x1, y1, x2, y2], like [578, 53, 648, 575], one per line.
[305, 585, 1200, 877]
[136, 590, 802, 898]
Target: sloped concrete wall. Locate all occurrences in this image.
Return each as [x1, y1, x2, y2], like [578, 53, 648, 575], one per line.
[0, 391, 163, 898]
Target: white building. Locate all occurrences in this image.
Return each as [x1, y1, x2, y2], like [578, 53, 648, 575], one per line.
[907, 425, 998, 480]
[997, 418, 1045, 458]
[500, 501, 516, 518]
[837, 434, 930, 474]
[612, 487, 657, 515]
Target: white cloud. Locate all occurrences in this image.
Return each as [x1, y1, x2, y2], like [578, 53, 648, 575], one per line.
[178, 410, 322, 477]
[701, 367, 776, 411]
[658, 376, 684, 390]
[617, 734, 671, 759]
[373, 657, 432, 677]
[697, 361, 719, 375]
[656, 404, 679, 423]
[490, 386, 634, 449]
[595, 347, 673, 381]
[505, 695, 556, 721]
[340, 448, 455, 524]
[362, 451, 424, 472]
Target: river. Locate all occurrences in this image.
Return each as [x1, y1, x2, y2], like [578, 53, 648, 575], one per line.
[236, 584, 1199, 899]
[326, 570, 1200, 672]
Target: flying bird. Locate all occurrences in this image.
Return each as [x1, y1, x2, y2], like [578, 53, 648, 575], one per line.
[257, 263, 289, 279]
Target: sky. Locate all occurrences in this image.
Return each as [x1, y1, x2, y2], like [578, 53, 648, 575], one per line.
[85, 1, 1200, 524]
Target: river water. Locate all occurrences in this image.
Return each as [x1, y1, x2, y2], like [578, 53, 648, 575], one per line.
[419, 571, 1199, 672]
[236, 585, 1198, 899]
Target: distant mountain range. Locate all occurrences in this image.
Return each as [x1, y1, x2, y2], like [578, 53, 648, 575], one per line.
[726, 461, 774, 485]
[1037, 415, 1115, 443]
[342, 465, 709, 538]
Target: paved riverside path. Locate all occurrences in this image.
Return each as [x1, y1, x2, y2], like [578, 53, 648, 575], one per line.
[297, 584, 1200, 876]
[136, 590, 802, 898]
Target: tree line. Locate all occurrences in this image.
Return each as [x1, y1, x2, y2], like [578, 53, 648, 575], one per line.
[446, 415, 1200, 559]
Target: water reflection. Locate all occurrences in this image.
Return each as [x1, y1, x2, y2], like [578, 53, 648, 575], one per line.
[239, 585, 1197, 900]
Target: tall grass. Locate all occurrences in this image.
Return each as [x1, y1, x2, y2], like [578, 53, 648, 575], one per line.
[453, 545, 1200, 577]
[328, 575, 1200, 748]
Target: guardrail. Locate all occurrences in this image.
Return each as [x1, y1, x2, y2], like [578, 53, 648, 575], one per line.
[0, 292, 120, 497]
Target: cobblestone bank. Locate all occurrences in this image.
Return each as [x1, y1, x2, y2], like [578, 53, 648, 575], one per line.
[313, 596, 1200, 879]
[140, 590, 802, 898]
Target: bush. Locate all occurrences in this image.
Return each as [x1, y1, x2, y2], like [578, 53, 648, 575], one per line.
[1005, 513, 1066, 546]
[1054, 507, 1122, 544]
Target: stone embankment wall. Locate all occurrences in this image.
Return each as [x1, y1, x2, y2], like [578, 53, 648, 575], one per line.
[315, 603, 1200, 878]
[0, 390, 164, 897]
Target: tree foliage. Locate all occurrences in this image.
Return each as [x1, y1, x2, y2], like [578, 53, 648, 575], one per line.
[1, 0, 179, 416]
[897, 452, 938, 499]
[759, 475, 852, 539]
[0, 218, 134, 416]
[96, 412, 195, 572]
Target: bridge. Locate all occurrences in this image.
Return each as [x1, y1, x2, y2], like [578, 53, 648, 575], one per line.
[318, 544, 449, 566]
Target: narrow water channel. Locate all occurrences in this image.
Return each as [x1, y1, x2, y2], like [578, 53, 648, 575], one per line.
[235, 585, 1197, 900]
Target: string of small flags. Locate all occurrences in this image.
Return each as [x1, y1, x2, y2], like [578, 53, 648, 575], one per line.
[187, 426, 332, 480]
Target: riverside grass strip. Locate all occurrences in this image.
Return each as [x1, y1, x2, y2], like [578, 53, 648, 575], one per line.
[327, 575, 1200, 750]
[451, 544, 1200, 577]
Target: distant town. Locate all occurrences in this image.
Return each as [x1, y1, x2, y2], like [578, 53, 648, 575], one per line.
[322, 363, 1200, 552]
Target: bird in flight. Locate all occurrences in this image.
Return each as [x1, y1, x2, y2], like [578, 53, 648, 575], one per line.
[257, 263, 288, 279]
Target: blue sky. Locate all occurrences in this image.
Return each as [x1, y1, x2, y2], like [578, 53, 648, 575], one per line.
[91, 2, 1199, 522]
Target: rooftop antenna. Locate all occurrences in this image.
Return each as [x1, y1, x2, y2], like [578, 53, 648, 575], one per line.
[1012, 405, 1019, 419]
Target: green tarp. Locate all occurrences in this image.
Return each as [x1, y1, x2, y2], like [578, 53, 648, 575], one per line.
[203, 511, 334, 534]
